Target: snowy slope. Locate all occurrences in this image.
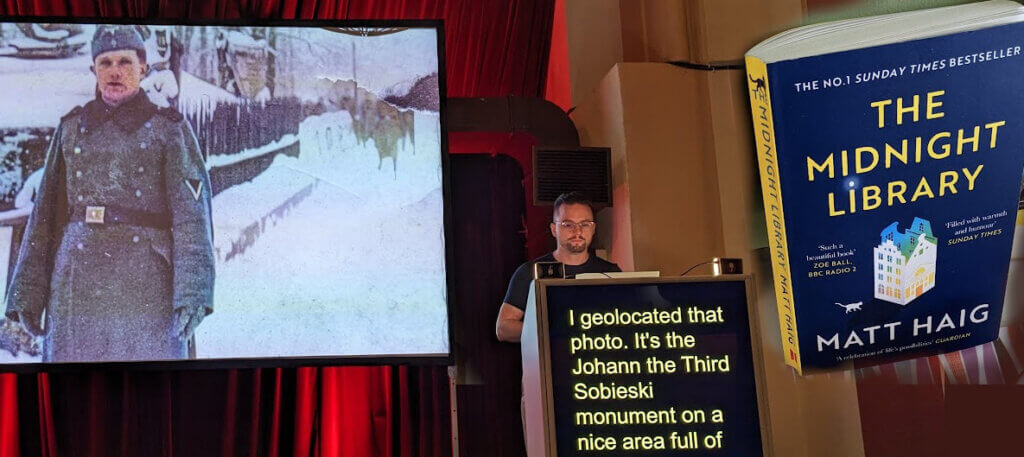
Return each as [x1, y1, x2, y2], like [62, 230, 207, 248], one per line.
[196, 108, 447, 359]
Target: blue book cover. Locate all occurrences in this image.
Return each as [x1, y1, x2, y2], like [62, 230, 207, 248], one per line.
[746, 18, 1024, 373]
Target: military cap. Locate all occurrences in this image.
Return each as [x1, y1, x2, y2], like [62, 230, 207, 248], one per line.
[91, 25, 146, 62]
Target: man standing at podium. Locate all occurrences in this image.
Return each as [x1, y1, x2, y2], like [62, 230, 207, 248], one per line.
[496, 191, 620, 342]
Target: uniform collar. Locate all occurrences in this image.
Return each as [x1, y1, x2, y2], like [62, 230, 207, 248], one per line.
[81, 92, 157, 133]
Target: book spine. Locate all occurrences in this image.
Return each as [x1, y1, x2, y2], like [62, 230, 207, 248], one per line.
[745, 56, 801, 374]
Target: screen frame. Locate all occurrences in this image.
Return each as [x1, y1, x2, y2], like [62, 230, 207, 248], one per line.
[0, 16, 456, 372]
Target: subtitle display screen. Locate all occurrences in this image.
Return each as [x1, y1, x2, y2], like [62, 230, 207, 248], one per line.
[544, 280, 764, 456]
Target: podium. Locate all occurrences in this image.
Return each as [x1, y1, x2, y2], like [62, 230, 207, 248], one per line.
[521, 275, 770, 457]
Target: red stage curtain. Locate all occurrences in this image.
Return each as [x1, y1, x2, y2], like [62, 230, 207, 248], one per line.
[0, 1, 556, 456]
[543, 0, 570, 112]
[0, 373, 17, 456]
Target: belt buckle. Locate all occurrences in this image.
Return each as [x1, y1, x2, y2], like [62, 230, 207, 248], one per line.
[85, 206, 105, 224]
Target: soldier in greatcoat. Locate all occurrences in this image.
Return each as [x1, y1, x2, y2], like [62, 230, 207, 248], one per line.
[3, 25, 215, 362]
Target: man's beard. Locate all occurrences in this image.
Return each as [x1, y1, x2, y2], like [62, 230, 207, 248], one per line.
[562, 238, 588, 254]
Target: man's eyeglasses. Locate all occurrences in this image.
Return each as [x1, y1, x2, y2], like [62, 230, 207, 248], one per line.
[555, 220, 595, 231]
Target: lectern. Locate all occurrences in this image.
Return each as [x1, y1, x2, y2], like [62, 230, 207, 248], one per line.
[522, 276, 771, 457]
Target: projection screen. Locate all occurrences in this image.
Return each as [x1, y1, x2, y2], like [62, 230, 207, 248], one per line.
[0, 20, 451, 367]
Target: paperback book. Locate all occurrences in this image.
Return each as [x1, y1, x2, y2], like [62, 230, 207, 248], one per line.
[745, 0, 1024, 373]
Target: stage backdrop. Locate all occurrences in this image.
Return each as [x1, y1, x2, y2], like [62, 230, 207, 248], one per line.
[0, 1, 556, 456]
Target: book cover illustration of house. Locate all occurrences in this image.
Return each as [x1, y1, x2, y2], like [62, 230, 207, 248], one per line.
[745, 1, 1024, 373]
[873, 217, 937, 305]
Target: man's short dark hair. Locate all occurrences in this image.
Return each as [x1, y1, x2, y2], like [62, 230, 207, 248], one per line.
[553, 191, 595, 218]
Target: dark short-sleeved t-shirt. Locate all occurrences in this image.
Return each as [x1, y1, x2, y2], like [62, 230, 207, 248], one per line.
[502, 253, 621, 311]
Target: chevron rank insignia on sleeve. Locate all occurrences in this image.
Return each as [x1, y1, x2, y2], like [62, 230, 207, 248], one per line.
[184, 179, 203, 200]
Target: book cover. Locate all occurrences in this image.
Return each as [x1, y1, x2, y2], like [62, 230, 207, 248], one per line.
[746, 22, 1024, 373]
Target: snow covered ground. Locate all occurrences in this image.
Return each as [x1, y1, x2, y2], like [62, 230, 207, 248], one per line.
[196, 109, 448, 359]
[206, 134, 297, 169]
